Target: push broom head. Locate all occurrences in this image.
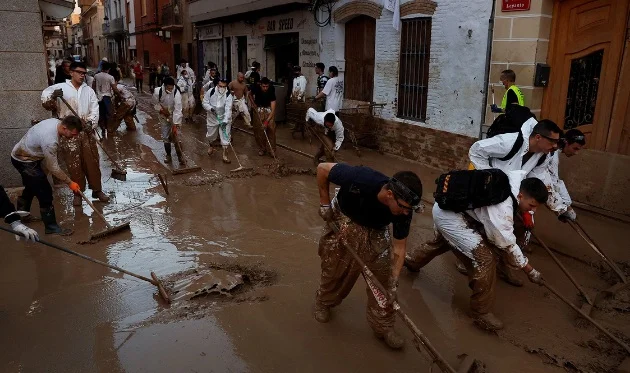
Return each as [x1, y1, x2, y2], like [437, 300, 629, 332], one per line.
[89, 221, 131, 241]
[171, 166, 201, 175]
[111, 168, 127, 181]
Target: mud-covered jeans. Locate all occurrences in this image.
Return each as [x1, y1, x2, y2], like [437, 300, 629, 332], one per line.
[11, 158, 54, 209]
[316, 202, 395, 335]
[113, 101, 136, 131]
[252, 107, 276, 154]
[59, 131, 102, 192]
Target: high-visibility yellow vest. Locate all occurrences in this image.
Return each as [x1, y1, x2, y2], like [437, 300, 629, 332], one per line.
[501, 85, 525, 109]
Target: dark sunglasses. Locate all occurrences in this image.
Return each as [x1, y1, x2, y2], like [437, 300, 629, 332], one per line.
[534, 132, 560, 144]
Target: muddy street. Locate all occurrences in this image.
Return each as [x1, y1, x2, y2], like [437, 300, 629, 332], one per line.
[1, 92, 629, 373]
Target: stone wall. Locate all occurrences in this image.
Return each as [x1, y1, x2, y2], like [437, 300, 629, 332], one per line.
[0, 0, 49, 187]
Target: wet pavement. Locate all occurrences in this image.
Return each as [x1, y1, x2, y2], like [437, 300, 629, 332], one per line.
[1, 92, 629, 372]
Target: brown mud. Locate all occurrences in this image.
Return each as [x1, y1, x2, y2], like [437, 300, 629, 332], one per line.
[1, 92, 628, 372]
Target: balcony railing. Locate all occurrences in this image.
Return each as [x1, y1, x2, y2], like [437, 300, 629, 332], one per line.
[162, 0, 183, 30]
[102, 23, 109, 34]
[102, 17, 125, 35]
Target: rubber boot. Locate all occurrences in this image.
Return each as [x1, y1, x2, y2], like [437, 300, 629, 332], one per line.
[375, 329, 405, 350]
[40, 207, 72, 235]
[174, 142, 186, 166]
[16, 196, 40, 222]
[314, 303, 331, 323]
[473, 313, 504, 331]
[222, 148, 231, 164]
[455, 259, 469, 275]
[164, 143, 173, 163]
[92, 191, 110, 203]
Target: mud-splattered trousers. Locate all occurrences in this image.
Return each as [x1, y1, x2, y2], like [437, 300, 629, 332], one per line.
[112, 101, 136, 131]
[10, 158, 54, 209]
[252, 107, 276, 154]
[58, 132, 102, 192]
[232, 98, 251, 127]
[316, 200, 395, 335]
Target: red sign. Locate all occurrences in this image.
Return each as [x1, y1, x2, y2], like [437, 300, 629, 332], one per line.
[502, 0, 531, 12]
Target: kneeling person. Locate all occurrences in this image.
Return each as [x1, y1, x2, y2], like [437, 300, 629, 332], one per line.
[315, 163, 422, 349]
[305, 108, 344, 163]
[11, 117, 83, 235]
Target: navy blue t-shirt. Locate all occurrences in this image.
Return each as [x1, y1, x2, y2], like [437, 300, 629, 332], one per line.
[329, 164, 412, 239]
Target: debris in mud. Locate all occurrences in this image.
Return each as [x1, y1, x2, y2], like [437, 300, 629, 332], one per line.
[183, 173, 225, 186]
[263, 162, 316, 178]
[171, 269, 244, 302]
[525, 347, 580, 372]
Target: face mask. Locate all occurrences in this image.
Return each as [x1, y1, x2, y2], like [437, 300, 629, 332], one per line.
[165, 89, 172, 94]
[218, 87, 227, 95]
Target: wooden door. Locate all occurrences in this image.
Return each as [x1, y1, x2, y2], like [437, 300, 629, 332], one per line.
[542, 0, 629, 152]
[344, 15, 376, 102]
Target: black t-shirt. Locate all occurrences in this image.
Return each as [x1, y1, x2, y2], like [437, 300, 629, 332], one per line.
[247, 71, 260, 88]
[252, 84, 276, 108]
[329, 164, 412, 240]
[506, 89, 519, 106]
[54, 68, 71, 84]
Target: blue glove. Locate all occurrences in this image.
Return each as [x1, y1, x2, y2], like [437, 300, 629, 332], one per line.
[490, 104, 502, 113]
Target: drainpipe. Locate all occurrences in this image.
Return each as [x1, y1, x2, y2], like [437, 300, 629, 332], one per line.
[478, 1, 496, 139]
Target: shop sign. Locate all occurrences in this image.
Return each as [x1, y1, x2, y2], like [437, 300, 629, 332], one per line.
[502, 0, 531, 12]
[198, 24, 222, 40]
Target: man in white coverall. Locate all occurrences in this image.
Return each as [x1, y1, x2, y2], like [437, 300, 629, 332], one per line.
[152, 76, 184, 165]
[305, 108, 344, 163]
[202, 78, 233, 163]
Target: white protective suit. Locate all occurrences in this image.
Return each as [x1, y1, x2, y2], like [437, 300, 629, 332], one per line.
[177, 75, 195, 119]
[42, 80, 99, 125]
[202, 86, 233, 147]
[292, 75, 307, 101]
[529, 151, 571, 214]
[469, 118, 549, 177]
[432, 170, 529, 269]
[176, 63, 196, 83]
[305, 108, 345, 151]
[152, 85, 183, 141]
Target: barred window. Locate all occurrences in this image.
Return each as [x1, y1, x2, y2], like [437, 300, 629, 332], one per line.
[397, 18, 432, 121]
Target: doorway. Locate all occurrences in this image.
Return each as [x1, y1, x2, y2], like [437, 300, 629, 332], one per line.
[344, 15, 376, 102]
[237, 36, 247, 74]
[173, 43, 181, 68]
[264, 32, 299, 82]
[224, 37, 232, 81]
[542, 0, 630, 153]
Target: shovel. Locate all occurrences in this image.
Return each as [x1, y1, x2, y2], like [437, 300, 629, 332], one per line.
[0, 226, 170, 303]
[57, 95, 127, 181]
[328, 221, 480, 373]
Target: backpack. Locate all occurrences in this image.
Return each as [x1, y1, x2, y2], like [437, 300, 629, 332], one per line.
[486, 105, 547, 166]
[434, 169, 516, 212]
[158, 85, 181, 101]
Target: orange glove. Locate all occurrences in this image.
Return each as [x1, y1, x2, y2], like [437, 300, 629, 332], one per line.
[522, 211, 535, 230]
[171, 125, 178, 136]
[263, 120, 269, 128]
[69, 181, 81, 193]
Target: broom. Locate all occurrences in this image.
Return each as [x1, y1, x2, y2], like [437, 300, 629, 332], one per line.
[77, 190, 131, 240]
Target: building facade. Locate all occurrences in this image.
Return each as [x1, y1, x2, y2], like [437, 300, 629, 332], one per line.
[80, 0, 107, 67]
[103, 0, 130, 66]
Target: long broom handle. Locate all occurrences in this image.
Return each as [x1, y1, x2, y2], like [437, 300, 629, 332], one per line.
[328, 222, 457, 373]
[531, 230, 594, 305]
[246, 95, 278, 160]
[0, 226, 157, 285]
[77, 190, 112, 229]
[233, 126, 313, 159]
[305, 123, 339, 163]
[58, 96, 125, 171]
[569, 221, 627, 283]
[543, 281, 630, 355]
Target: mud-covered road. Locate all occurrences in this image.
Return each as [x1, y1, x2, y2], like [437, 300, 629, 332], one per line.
[1, 91, 629, 373]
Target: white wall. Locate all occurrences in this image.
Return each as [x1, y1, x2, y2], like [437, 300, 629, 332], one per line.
[128, 0, 135, 49]
[318, 0, 491, 137]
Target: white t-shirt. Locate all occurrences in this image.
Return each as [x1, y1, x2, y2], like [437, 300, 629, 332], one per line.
[94, 72, 115, 100]
[322, 76, 344, 112]
[11, 118, 71, 183]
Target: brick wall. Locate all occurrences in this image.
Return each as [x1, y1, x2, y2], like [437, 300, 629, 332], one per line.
[400, 0, 437, 17]
[333, 1, 383, 23]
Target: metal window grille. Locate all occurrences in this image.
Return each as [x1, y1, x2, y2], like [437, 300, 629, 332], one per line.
[564, 49, 604, 130]
[397, 18, 432, 121]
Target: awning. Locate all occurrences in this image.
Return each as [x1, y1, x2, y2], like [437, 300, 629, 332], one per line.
[189, 0, 309, 23]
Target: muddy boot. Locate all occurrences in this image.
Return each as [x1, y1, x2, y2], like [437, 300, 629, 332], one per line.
[473, 313, 504, 331]
[222, 148, 231, 164]
[92, 191, 110, 203]
[164, 143, 173, 163]
[497, 268, 523, 287]
[375, 329, 405, 350]
[314, 303, 331, 323]
[16, 196, 40, 222]
[404, 256, 421, 272]
[258, 149, 266, 156]
[40, 207, 72, 235]
[72, 194, 83, 206]
[207, 147, 216, 156]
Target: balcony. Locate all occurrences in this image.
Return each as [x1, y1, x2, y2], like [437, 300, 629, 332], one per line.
[161, 0, 183, 30]
[103, 17, 125, 35]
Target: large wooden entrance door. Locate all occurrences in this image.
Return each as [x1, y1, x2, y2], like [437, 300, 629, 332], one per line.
[542, 0, 630, 153]
[344, 15, 376, 102]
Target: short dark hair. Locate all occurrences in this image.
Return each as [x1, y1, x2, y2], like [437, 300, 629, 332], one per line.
[260, 77, 271, 85]
[61, 115, 84, 132]
[324, 113, 336, 124]
[180, 59, 187, 64]
[329, 66, 339, 77]
[564, 129, 586, 146]
[293, 65, 301, 72]
[520, 178, 548, 204]
[70, 61, 87, 71]
[391, 171, 422, 201]
[532, 119, 562, 138]
[501, 69, 516, 82]
[62, 59, 72, 66]
[163, 76, 175, 86]
[101, 62, 110, 71]
[110, 70, 121, 81]
[316, 62, 325, 71]
[252, 61, 261, 69]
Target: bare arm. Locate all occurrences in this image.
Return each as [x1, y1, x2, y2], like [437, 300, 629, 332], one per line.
[269, 100, 276, 119]
[317, 162, 336, 205]
[391, 238, 407, 281]
[315, 91, 326, 100]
